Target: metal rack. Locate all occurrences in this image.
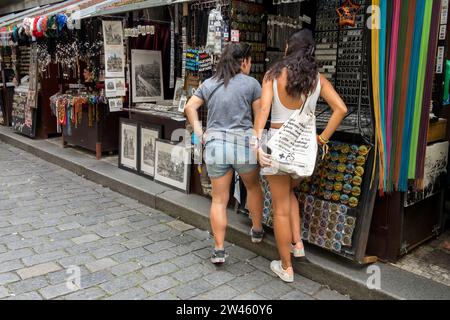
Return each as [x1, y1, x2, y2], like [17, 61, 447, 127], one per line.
[314, 0, 374, 145]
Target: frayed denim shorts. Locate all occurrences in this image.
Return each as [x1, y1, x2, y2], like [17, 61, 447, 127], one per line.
[204, 139, 258, 179]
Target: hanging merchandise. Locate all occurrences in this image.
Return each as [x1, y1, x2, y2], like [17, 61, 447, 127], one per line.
[205, 7, 224, 55]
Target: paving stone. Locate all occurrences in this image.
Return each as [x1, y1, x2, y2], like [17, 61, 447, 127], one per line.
[280, 290, 315, 300]
[137, 250, 177, 267]
[122, 237, 154, 250]
[91, 244, 127, 259]
[85, 258, 118, 273]
[7, 276, 49, 295]
[107, 287, 148, 300]
[142, 276, 179, 294]
[56, 222, 82, 231]
[110, 262, 142, 276]
[17, 262, 62, 280]
[166, 220, 195, 232]
[232, 292, 267, 300]
[22, 250, 68, 267]
[289, 275, 323, 296]
[7, 291, 43, 300]
[0, 260, 24, 273]
[169, 254, 203, 268]
[49, 229, 84, 241]
[228, 270, 274, 293]
[39, 282, 79, 300]
[224, 261, 256, 277]
[144, 240, 177, 253]
[171, 263, 212, 283]
[111, 247, 149, 263]
[147, 291, 179, 300]
[195, 284, 240, 300]
[227, 245, 258, 261]
[169, 279, 213, 300]
[141, 262, 179, 280]
[203, 271, 236, 287]
[32, 240, 74, 254]
[254, 280, 293, 299]
[0, 248, 34, 263]
[314, 288, 351, 300]
[80, 270, 114, 289]
[0, 273, 20, 285]
[58, 254, 96, 269]
[63, 287, 107, 300]
[71, 234, 101, 245]
[100, 273, 146, 295]
[0, 286, 10, 298]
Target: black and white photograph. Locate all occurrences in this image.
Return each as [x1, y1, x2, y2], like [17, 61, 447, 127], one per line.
[173, 77, 184, 106]
[119, 119, 138, 171]
[116, 78, 126, 96]
[102, 20, 123, 46]
[105, 48, 125, 78]
[139, 124, 162, 178]
[105, 79, 116, 97]
[131, 50, 164, 103]
[405, 141, 449, 207]
[154, 139, 190, 192]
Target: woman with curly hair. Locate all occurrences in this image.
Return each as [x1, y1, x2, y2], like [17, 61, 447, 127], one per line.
[253, 29, 347, 282]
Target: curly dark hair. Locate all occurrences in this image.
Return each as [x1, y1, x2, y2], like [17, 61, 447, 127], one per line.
[213, 42, 252, 87]
[266, 29, 318, 98]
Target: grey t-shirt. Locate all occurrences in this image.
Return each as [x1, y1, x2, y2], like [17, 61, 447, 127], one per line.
[194, 73, 261, 143]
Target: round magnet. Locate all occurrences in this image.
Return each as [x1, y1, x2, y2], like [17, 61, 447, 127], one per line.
[332, 192, 341, 202]
[337, 214, 346, 224]
[352, 176, 363, 186]
[306, 195, 314, 204]
[325, 182, 334, 191]
[347, 154, 357, 164]
[340, 194, 349, 205]
[341, 144, 350, 154]
[348, 197, 359, 208]
[346, 216, 356, 226]
[326, 230, 334, 240]
[316, 237, 325, 247]
[350, 145, 359, 154]
[338, 154, 347, 163]
[334, 232, 343, 242]
[327, 171, 337, 181]
[335, 172, 345, 182]
[335, 223, 345, 233]
[325, 240, 333, 249]
[343, 236, 352, 246]
[334, 182, 343, 192]
[346, 164, 355, 174]
[352, 186, 361, 197]
[305, 204, 313, 213]
[333, 241, 342, 252]
[322, 210, 329, 220]
[330, 152, 339, 162]
[338, 204, 348, 214]
[323, 201, 330, 211]
[359, 145, 369, 156]
[323, 191, 332, 200]
[344, 225, 353, 235]
[337, 163, 347, 173]
[356, 155, 366, 166]
[330, 203, 339, 212]
[355, 166, 364, 177]
[344, 174, 353, 183]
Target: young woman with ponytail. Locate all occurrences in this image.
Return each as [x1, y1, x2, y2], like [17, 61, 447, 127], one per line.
[253, 29, 348, 282]
[185, 43, 265, 265]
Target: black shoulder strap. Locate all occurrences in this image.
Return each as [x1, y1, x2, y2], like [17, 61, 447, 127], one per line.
[206, 82, 224, 106]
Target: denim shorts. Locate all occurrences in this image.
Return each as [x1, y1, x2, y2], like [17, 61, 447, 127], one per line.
[204, 139, 258, 179]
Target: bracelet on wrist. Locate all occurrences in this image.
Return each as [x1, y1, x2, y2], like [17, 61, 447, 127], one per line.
[318, 135, 329, 145]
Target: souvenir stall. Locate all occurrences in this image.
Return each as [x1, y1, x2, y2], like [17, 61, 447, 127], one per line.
[225, 0, 448, 264]
[0, 39, 15, 127]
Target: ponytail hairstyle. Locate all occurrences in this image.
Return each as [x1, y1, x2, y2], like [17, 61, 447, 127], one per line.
[266, 29, 318, 98]
[213, 42, 252, 87]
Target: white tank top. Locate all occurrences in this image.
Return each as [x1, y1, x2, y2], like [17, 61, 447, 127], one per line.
[271, 76, 319, 124]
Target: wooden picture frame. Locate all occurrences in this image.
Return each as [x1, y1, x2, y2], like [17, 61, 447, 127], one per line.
[118, 118, 138, 172]
[131, 49, 164, 103]
[154, 139, 191, 193]
[138, 123, 162, 179]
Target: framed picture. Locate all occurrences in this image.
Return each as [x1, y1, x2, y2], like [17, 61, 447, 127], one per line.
[154, 139, 191, 193]
[105, 47, 125, 78]
[131, 49, 164, 103]
[139, 124, 162, 178]
[105, 79, 117, 97]
[119, 118, 138, 172]
[102, 20, 124, 46]
[173, 77, 184, 106]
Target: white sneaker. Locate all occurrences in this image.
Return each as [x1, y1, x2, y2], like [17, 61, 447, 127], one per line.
[270, 260, 294, 283]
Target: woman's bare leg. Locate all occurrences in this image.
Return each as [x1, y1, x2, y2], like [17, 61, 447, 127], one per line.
[210, 170, 233, 249]
[239, 168, 264, 232]
[267, 175, 293, 269]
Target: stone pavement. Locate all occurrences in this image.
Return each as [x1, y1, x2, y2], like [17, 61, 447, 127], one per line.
[0, 142, 350, 300]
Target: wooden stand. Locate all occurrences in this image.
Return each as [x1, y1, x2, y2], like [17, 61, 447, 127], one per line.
[63, 105, 126, 159]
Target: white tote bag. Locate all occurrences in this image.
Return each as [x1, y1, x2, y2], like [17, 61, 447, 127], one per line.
[267, 77, 322, 178]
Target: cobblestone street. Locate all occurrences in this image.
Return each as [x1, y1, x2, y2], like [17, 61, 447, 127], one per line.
[0, 142, 349, 300]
